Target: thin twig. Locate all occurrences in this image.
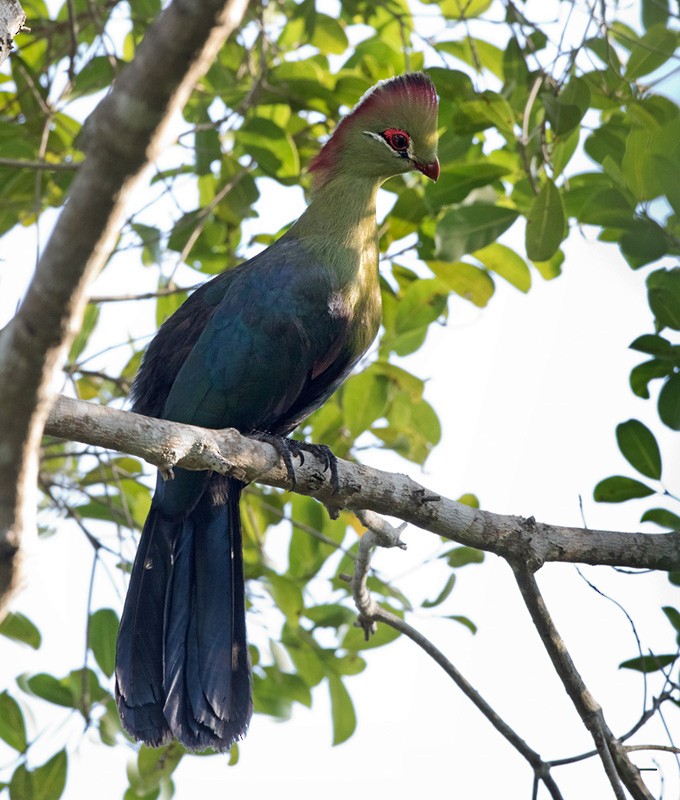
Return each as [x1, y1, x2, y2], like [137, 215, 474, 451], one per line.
[0, 158, 81, 171]
[511, 561, 655, 800]
[349, 511, 564, 800]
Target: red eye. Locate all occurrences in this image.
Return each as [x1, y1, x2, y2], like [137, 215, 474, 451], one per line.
[382, 128, 410, 152]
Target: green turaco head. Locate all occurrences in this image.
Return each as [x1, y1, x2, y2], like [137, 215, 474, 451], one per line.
[308, 73, 440, 193]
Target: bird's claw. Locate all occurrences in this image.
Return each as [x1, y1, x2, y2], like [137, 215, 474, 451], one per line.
[253, 433, 339, 492]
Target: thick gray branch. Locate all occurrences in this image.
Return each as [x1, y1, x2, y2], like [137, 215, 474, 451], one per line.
[0, 0, 25, 66]
[0, 0, 251, 612]
[43, 395, 680, 572]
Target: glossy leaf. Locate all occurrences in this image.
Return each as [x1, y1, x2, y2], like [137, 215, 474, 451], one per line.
[625, 25, 677, 79]
[473, 242, 531, 292]
[593, 476, 655, 502]
[642, 0, 669, 29]
[20, 673, 75, 708]
[422, 574, 456, 608]
[424, 162, 509, 210]
[525, 179, 565, 262]
[620, 219, 667, 269]
[629, 359, 670, 398]
[89, 608, 119, 678]
[629, 334, 673, 356]
[647, 268, 680, 330]
[445, 615, 478, 634]
[615, 419, 662, 479]
[31, 750, 67, 800]
[137, 743, 184, 793]
[441, 546, 485, 568]
[0, 611, 41, 649]
[68, 304, 99, 362]
[435, 205, 519, 263]
[620, 653, 677, 672]
[0, 692, 27, 752]
[328, 675, 356, 745]
[658, 372, 680, 430]
[641, 508, 680, 529]
[662, 606, 680, 638]
[342, 370, 389, 437]
[428, 260, 495, 307]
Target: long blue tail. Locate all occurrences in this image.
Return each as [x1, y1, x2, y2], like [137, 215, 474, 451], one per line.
[115, 474, 252, 751]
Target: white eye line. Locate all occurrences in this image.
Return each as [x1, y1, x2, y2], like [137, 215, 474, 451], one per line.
[362, 130, 413, 161]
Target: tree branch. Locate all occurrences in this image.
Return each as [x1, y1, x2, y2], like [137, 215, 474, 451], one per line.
[42, 395, 680, 573]
[0, 0, 26, 67]
[349, 511, 565, 800]
[0, 0, 251, 613]
[511, 561, 655, 799]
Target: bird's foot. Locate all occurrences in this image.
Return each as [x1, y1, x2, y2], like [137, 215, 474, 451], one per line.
[253, 433, 339, 492]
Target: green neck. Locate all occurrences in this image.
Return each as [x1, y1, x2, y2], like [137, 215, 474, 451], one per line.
[285, 173, 381, 287]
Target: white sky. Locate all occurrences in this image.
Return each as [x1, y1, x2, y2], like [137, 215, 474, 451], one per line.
[1, 0, 679, 798]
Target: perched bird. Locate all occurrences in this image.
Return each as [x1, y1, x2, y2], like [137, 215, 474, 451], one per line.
[115, 72, 440, 751]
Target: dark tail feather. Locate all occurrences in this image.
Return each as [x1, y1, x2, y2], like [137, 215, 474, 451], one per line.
[115, 476, 252, 751]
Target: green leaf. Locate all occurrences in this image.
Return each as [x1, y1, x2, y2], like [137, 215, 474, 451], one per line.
[0, 612, 41, 649]
[525, 179, 565, 261]
[427, 260, 495, 307]
[452, 91, 515, 137]
[342, 369, 389, 437]
[267, 573, 304, 624]
[68, 304, 99, 362]
[473, 243, 531, 292]
[435, 205, 519, 262]
[422, 574, 456, 608]
[552, 126, 580, 178]
[542, 92, 582, 136]
[253, 667, 312, 718]
[441, 546, 485, 568]
[642, 0, 669, 29]
[662, 606, 680, 639]
[9, 764, 32, 800]
[342, 608, 402, 651]
[328, 674, 356, 745]
[137, 743, 184, 792]
[20, 673, 75, 707]
[652, 153, 680, 214]
[311, 15, 348, 55]
[630, 359, 670, 398]
[620, 653, 677, 672]
[622, 128, 662, 201]
[620, 219, 667, 269]
[625, 25, 677, 79]
[647, 268, 680, 331]
[532, 248, 564, 280]
[89, 608, 119, 678]
[435, 37, 503, 78]
[431, 0, 493, 19]
[593, 476, 655, 502]
[305, 604, 356, 629]
[0, 692, 27, 752]
[30, 750, 67, 800]
[445, 615, 478, 634]
[658, 372, 680, 430]
[615, 419, 662, 479]
[71, 56, 120, 98]
[641, 508, 680, 529]
[456, 493, 479, 508]
[629, 334, 673, 356]
[424, 162, 509, 210]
